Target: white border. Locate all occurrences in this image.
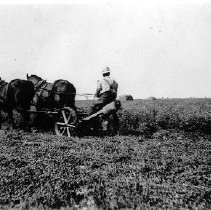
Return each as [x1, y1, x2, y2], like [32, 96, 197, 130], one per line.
[0, 0, 210, 5]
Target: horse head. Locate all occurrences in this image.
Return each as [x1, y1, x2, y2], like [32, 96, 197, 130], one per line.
[0, 77, 6, 86]
[26, 73, 44, 86]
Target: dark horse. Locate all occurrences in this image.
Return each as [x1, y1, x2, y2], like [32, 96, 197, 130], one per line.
[0, 78, 35, 130]
[26, 74, 76, 111]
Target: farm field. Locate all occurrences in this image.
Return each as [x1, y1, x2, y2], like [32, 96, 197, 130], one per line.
[0, 98, 211, 209]
[77, 98, 211, 135]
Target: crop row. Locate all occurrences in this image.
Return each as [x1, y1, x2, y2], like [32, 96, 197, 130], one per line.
[0, 129, 210, 209]
[76, 98, 211, 135]
[1, 98, 211, 135]
[117, 99, 211, 135]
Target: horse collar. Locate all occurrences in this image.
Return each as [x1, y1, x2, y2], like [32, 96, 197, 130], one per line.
[35, 80, 46, 90]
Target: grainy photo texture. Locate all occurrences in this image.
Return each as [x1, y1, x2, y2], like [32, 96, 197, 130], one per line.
[0, 1, 211, 209]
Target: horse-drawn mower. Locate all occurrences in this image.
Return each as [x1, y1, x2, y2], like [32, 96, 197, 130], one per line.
[55, 100, 122, 137]
[26, 74, 122, 137]
[0, 75, 122, 137]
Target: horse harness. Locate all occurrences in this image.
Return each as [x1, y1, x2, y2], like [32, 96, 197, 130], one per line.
[52, 80, 75, 95]
[0, 79, 31, 112]
[33, 79, 70, 96]
[0, 80, 8, 103]
[0, 79, 20, 104]
[32, 79, 53, 106]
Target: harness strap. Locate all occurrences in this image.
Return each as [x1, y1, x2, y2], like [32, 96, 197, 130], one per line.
[0, 81, 8, 98]
[0, 95, 5, 102]
[0, 81, 10, 104]
[35, 80, 45, 90]
[52, 80, 71, 95]
[32, 82, 51, 105]
[0, 80, 27, 112]
[0, 81, 7, 88]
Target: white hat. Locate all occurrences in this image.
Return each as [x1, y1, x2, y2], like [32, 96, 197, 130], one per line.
[102, 67, 110, 74]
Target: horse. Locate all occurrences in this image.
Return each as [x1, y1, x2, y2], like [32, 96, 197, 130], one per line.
[0, 78, 35, 131]
[26, 74, 76, 110]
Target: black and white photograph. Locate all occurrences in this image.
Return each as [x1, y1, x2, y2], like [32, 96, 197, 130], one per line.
[0, 0, 211, 209]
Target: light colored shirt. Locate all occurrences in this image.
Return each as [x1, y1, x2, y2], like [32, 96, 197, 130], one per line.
[96, 76, 118, 97]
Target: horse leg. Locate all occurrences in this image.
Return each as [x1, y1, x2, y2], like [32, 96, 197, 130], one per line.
[0, 109, 2, 129]
[7, 109, 15, 130]
[22, 111, 31, 132]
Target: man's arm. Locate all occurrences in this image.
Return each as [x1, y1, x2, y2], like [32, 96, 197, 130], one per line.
[95, 80, 102, 97]
[113, 80, 118, 94]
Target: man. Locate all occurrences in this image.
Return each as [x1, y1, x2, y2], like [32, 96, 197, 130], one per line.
[91, 66, 118, 114]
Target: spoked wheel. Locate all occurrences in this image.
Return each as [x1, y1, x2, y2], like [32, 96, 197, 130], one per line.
[55, 107, 77, 137]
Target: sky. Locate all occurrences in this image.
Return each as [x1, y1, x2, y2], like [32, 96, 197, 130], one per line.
[0, 0, 211, 99]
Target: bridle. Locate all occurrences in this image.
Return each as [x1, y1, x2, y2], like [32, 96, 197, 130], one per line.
[29, 77, 76, 107]
[29, 78, 52, 106]
[32, 79, 47, 92]
[0, 80, 7, 88]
